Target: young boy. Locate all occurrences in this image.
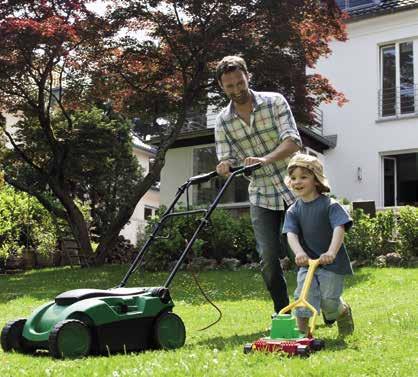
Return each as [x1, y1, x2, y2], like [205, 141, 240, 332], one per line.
[282, 154, 354, 337]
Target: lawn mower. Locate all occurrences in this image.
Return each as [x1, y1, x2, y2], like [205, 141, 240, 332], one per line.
[244, 258, 325, 357]
[1, 163, 261, 359]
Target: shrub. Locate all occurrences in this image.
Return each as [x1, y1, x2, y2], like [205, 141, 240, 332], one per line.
[138, 206, 257, 270]
[0, 185, 59, 264]
[397, 206, 418, 259]
[345, 209, 380, 261]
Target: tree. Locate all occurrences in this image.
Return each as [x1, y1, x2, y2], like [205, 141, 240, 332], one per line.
[87, 0, 348, 262]
[0, 1, 124, 263]
[0, 0, 348, 265]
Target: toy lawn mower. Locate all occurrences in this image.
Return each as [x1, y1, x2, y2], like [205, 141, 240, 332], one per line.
[244, 259, 325, 357]
[1, 163, 261, 359]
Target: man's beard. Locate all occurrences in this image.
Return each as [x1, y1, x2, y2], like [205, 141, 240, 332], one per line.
[229, 90, 250, 105]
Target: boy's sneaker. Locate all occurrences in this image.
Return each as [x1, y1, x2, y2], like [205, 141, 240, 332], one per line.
[322, 313, 336, 327]
[337, 304, 354, 336]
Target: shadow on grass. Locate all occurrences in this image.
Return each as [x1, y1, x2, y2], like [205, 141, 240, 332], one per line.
[193, 330, 269, 350]
[0, 265, 373, 305]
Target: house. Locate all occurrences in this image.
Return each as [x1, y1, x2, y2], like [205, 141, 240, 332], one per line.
[119, 138, 160, 245]
[154, 112, 335, 212]
[156, 0, 418, 211]
[317, 0, 418, 208]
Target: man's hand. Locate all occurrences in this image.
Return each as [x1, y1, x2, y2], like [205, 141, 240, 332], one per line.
[216, 160, 232, 176]
[319, 251, 337, 265]
[244, 156, 268, 166]
[295, 252, 309, 267]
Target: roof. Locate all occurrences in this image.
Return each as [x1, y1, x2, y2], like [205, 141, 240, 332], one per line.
[345, 0, 418, 21]
[150, 126, 336, 153]
[132, 136, 157, 155]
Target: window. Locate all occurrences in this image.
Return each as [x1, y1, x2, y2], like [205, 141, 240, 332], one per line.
[192, 146, 249, 206]
[336, 0, 377, 10]
[380, 41, 416, 117]
[383, 153, 418, 207]
[144, 207, 155, 220]
[301, 146, 319, 158]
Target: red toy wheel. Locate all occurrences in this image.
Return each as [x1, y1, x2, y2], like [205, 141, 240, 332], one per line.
[243, 343, 253, 354]
[311, 339, 325, 351]
[296, 345, 310, 357]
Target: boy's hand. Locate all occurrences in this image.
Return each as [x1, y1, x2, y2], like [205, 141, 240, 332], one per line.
[295, 252, 309, 266]
[319, 251, 337, 265]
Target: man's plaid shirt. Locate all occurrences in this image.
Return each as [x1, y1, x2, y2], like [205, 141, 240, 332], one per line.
[215, 90, 302, 210]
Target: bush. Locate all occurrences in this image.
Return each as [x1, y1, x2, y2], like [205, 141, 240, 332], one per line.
[139, 204, 418, 270]
[397, 206, 418, 259]
[345, 206, 418, 263]
[0, 185, 59, 265]
[344, 209, 380, 261]
[138, 206, 257, 270]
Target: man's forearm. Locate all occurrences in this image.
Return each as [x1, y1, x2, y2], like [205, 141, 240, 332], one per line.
[264, 138, 300, 164]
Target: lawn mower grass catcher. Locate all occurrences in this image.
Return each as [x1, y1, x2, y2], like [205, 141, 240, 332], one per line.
[244, 259, 325, 357]
[1, 163, 261, 359]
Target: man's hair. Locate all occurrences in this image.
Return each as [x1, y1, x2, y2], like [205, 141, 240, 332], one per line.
[216, 56, 248, 84]
[286, 166, 329, 194]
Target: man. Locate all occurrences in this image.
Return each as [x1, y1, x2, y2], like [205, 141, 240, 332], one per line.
[215, 55, 302, 316]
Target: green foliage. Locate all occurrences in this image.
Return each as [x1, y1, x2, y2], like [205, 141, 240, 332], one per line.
[139, 206, 256, 270]
[62, 107, 144, 237]
[397, 206, 418, 258]
[0, 185, 59, 261]
[345, 209, 380, 261]
[345, 207, 418, 262]
[1, 107, 144, 239]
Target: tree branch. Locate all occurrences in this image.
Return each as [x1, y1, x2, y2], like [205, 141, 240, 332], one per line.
[2, 128, 45, 175]
[4, 175, 67, 219]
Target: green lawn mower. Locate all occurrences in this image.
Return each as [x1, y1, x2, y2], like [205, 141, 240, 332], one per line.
[1, 164, 261, 359]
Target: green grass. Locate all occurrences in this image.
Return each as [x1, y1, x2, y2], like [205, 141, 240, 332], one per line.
[0, 265, 417, 377]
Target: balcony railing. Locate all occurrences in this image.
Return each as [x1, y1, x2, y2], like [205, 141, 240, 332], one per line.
[182, 112, 218, 132]
[378, 84, 417, 119]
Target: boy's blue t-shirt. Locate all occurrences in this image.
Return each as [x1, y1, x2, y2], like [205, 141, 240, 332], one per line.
[282, 194, 353, 275]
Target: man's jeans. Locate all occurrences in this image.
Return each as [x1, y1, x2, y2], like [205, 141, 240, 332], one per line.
[250, 205, 289, 313]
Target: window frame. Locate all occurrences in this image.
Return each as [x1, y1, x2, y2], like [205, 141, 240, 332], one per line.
[379, 39, 417, 119]
[191, 143, 250, 207]
[336, 0, 379, 11]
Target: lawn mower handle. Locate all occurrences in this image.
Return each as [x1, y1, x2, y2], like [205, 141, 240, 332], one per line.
[187, 162, 262, 185]
[118, 162, 262, 289]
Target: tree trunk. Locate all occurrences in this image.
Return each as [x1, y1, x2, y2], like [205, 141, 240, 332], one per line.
[49, 181, 95, 264]
[93, 108, 189, 265]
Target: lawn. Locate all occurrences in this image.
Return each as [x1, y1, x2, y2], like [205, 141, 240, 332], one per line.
[0, 265, 416, 377]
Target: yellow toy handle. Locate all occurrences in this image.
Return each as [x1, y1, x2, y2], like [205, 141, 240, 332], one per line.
[278, 259, 321, 336]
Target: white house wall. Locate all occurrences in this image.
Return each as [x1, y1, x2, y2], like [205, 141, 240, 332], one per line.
[315, 9, 418, 207]
[119, 147, 160, 245]
[159, 146, 194, 206]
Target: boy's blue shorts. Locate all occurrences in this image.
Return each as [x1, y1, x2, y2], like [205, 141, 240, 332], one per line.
[294, 266, 345, 320]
